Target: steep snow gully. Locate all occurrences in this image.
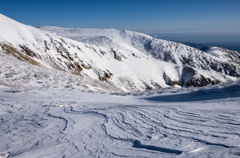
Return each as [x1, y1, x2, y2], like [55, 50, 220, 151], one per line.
[0, 85, 240, 158]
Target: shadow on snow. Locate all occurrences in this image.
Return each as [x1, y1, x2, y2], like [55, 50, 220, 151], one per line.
[143, 84, 240, 102]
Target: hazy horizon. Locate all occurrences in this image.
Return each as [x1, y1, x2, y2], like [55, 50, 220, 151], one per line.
[1, 0, 240, 34]
[1, 0, 239, 51]
[146, 32, 240, 51]
[147, 32, 240, 43]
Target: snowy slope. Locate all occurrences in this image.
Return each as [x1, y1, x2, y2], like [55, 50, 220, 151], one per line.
[40, 26, 240, 77]
[0, 14, 238, 93]
[0, 51, 122, 93]
[0, 82, 240, 157]
[201, 46, 240, 63]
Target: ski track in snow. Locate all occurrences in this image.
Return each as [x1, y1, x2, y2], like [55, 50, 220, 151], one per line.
[0, 86, 240, 158]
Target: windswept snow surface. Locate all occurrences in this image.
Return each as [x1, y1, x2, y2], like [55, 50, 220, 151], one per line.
[0, 83, 240, 158]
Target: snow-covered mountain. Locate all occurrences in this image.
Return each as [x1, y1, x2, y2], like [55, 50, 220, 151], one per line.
[1, 14, 240, 157]
[0, 14, 239, 92]
[39, 26, 240, 77]
[201, 46, 240, 64]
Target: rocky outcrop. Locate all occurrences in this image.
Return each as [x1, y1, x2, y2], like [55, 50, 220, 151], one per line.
[0, 43, 46, 68]
[186, 76, 221, 88]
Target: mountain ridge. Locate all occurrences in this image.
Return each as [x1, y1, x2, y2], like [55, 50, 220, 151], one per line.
[40, 26, 240, 76]
[0, 14, 239, 92]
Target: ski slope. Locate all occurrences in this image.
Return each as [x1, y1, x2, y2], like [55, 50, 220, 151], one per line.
[0, 83, 240, 158]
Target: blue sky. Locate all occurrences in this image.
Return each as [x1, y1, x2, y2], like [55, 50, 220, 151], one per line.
[0, 0, 240, 33]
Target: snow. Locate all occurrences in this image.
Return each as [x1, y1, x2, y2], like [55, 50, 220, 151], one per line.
[0, 82, 240, 157]
[1, 43, 240, 157]
[39, 26, 240, 74]
[202, 46, 240, 63]
[39, 26, 240, 86]
[0, 51, 122, 93]
[1, 14, 240, 158]
[1, 14, 239, 92]
[1, 14, 184, 91]
[0, 14, 45, 46]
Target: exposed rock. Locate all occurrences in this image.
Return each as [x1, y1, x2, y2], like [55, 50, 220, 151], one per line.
[74, 62, 83, 71]
[61, 54, 68, 59]
[44, 40, 50, 50]
[81, 63, 92, 70]
[19, 45, 42, 60]
[100, 50, 106, 56]
[68, 56, 74, 61]
[99, 76, 107, 81]
[0, 43, 45, 68]
[186, 76, 221, 88]
[163, 72, 182, 87]
[104, 72, 111, 78]
[111, 49, 127, 61]
[57, 57, 62, 62]
[151, 81, 162, 89]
